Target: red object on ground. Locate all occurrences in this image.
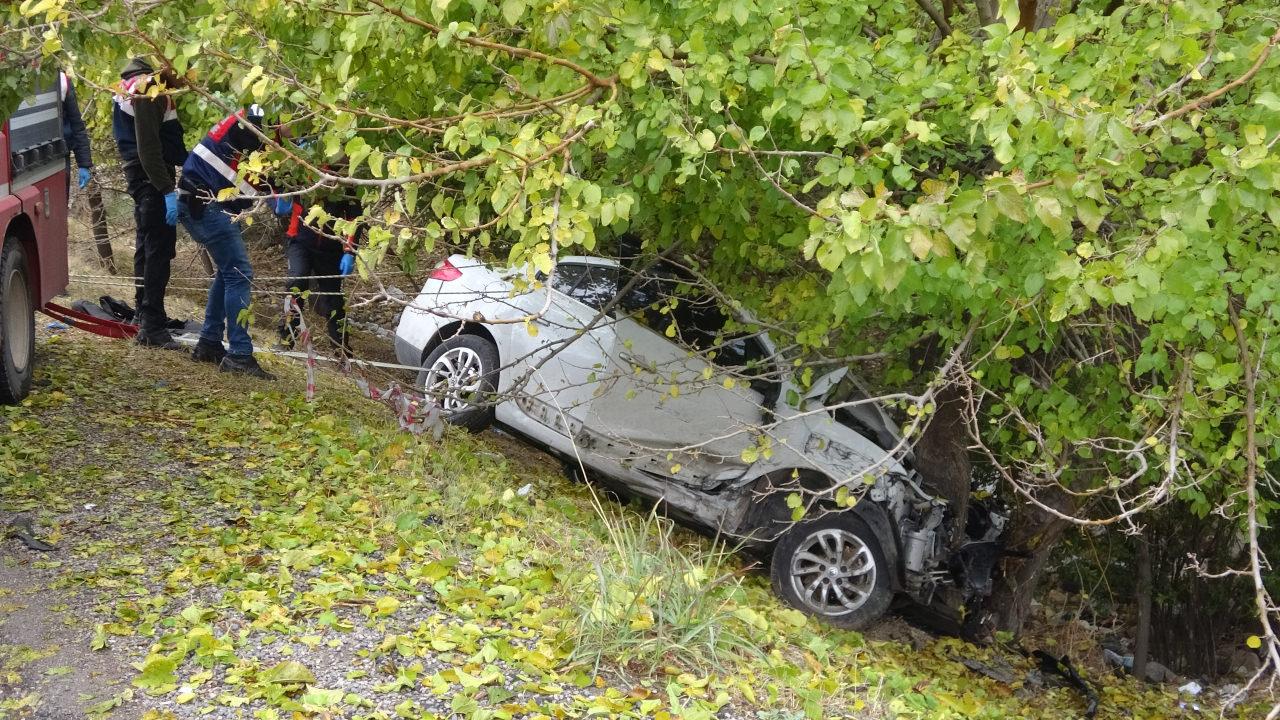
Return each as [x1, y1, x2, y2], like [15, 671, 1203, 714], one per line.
[40, 302, 138, 340]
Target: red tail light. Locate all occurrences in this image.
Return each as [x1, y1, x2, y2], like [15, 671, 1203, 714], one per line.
[429, 258, 462, 281]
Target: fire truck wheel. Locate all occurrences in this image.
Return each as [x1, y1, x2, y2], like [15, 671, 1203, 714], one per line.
[0, 236, 35, 404]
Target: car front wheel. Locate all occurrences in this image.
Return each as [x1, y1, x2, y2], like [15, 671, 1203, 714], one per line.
[770, 513, 893, 629]
[418, 334, 499, 432]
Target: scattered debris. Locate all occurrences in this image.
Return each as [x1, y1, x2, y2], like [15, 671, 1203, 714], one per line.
[959, 657, 1016, 684]
[6, 513, 56, 552]
[1033, 650, 1098, 719]
[1178, 680, 1202, 696]
[46, 320, 70, 331]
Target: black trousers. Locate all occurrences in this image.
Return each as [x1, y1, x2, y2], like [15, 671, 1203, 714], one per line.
[280, 236, 347, 347]
[123, 165, 176, 331]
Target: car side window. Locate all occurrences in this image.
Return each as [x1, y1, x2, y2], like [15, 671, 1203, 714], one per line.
[554, 263, 618, 311]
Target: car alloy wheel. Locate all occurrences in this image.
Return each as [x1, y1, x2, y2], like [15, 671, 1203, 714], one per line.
[788, 527, 877, 616]
[423, 345, 485, 411]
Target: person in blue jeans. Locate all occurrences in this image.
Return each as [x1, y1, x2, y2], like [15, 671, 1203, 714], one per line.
[176, 105, 275, 379]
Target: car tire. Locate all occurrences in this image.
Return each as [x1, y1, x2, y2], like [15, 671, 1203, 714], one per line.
[0, 237, 35, 405]
[418, 334, 499, 433]
[770, 513, 893, 629]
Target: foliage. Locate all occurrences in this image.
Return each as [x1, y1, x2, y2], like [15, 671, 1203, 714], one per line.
[15, 0, 1274, 523]
[567, 504, 757, 673]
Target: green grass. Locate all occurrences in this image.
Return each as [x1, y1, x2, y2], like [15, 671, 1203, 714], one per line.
[567, 503, 759, 674]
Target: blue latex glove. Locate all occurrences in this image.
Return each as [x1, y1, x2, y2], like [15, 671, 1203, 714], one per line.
[77, 167, 91, 189]
[163, 191, 178, 226]
[272, 197, 293, 216]
[339, 252, 356, 276]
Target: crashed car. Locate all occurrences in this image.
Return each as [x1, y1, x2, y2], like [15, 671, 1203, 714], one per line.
[395, 254, 1003, 628]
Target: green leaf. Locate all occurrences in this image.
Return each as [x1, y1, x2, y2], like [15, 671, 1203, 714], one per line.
[942, 216, 975, 251]
[262, 660, 317, 685]
[500, 0, 525, 24]
[1035, 196, 1072, 239]
[1192, 352, 1216, 370]
[133, 655, 178, 695]
[696, 128, 716, 152]
[1024, 273, 1045, 296]
[1255, 92, 1280, 111]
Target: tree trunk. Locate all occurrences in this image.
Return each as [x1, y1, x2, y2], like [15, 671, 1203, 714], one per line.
[1016, 0, 1038, 31]
[1133, 533, 1152, 681]
[914, 383, 972, 546]
[987, 490, 1075, 633]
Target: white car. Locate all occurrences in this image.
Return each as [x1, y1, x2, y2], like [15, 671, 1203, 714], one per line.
[395, 254, 1002, 628]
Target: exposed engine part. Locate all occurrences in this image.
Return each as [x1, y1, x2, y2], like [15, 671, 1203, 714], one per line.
[903, 529, 934, 573]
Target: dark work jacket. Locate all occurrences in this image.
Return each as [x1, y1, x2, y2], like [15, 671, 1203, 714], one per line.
[279, 193, 365, 252]
[179, 110, 264, 213]
[59, 73, 92, 169]
[111, 58, 187, 193]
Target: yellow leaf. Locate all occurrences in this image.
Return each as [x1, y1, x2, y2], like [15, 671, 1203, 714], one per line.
[1247, 635, 1263, 649]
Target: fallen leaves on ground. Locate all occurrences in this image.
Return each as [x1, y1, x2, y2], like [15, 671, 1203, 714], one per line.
[0, 335, 1264, 719]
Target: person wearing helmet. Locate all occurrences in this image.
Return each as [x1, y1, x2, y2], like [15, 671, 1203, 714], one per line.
[176, 104, 275, 379]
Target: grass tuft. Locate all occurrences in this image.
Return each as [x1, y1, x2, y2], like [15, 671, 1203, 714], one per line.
[567, 502, 760, 674]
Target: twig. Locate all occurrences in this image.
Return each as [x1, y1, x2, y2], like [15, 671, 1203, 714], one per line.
[1137, 26, 1280, 131]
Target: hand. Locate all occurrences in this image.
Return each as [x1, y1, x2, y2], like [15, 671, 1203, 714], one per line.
[339, 252, 355, 276]
[77, 167, 91, 189]
[163, 191, 178, 226]
[272, 197, 293, 216]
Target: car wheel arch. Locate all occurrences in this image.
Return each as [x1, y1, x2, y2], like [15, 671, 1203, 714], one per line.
[738, 469, 904, 591]
[421, 321, 499, 364]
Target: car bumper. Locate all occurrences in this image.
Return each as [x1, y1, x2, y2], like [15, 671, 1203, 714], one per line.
[394, 335, 421, 368]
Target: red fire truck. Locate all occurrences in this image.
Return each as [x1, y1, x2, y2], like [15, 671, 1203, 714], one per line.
[0, 74, 70, 403]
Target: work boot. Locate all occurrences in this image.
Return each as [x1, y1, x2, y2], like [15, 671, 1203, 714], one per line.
[191, 339, 227, 365]
[134, 327, 180, 351]
[219, 354, 276, 380]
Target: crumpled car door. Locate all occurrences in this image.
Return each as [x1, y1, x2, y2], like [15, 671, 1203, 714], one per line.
[588, 315, 767, 489]
[503, 270, 617, 445]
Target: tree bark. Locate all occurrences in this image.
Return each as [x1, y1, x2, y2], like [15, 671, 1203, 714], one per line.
[987, 489, 1074, 633]
[1133, 533, 1152, 681]
[1016, 0, 1038, 32]
[914, 383, 972, 546]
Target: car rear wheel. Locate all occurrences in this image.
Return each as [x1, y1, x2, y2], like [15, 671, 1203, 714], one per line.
[0, 237, 35, 405]
[770, 513, 892, 629]
[418, 334, 498, 432]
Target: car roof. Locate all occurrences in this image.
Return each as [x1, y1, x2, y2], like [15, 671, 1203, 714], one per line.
[558, 256, 621, 269]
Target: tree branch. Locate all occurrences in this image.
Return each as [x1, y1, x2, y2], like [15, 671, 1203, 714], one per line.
[913, 0, 954, 36]
[1138, 25, 1280, 131]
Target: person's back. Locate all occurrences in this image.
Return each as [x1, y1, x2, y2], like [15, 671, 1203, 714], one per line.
[112, 58, 186, 179]
[110, 56, 187, 349]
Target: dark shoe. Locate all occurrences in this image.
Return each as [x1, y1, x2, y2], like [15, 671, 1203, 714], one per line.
[191, 340, 227, 365]
[135, 328, 180, 350]
[219, 354, 276, 380]
[164, 317, 189, 331]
